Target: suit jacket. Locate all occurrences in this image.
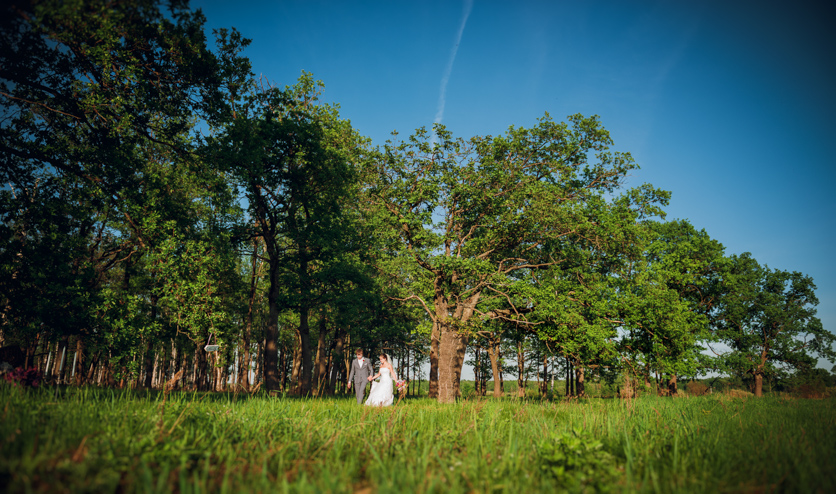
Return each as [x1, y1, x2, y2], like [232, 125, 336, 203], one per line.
[348, 358, 373, 384]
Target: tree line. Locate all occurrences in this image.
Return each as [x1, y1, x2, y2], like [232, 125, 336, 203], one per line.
[1, 0, 833, 402]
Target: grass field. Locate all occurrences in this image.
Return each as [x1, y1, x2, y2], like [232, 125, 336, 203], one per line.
[1, 384, 833, 493]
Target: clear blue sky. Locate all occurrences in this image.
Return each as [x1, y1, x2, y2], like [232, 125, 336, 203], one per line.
[195, 0, 836, 370]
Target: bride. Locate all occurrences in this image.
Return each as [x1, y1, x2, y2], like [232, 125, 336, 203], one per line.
[365, 354, 397, 407]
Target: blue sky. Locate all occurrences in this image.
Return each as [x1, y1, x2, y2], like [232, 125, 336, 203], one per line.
[195, 0, 836, 370]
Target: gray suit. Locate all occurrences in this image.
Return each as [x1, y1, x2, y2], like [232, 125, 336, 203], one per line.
[348, 358, 373, 404]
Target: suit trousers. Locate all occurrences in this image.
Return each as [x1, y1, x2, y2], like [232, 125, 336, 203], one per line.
[354, 380, 369, 404]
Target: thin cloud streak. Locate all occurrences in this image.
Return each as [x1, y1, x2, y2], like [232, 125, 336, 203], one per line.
[434, 0, 473, 127]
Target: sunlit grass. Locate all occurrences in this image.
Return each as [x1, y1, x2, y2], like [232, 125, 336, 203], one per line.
[1, 384, 833, 493]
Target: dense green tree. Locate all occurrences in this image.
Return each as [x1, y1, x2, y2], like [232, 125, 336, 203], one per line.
[716, 254, 835, 396]
[369, 114, 668, 403]
[616, 220, 725, 394]
[0, 0, 241, 385]
[208, 68, 371, 394]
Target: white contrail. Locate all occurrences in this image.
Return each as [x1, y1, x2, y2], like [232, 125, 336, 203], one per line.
[434, 0, 473, 127]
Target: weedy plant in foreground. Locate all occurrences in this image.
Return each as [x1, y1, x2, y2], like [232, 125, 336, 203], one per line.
[0, 384, 834, 493]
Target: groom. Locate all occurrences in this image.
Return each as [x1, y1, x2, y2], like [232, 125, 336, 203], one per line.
[347, 349, 373, 404]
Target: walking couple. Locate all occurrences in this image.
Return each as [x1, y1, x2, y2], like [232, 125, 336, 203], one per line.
[347, 349, 398, 406]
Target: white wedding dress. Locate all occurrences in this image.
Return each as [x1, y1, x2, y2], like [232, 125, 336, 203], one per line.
[364, 367, 394, 406]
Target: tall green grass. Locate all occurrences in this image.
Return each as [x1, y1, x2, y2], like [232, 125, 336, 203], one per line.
[1, 384, 833, 493]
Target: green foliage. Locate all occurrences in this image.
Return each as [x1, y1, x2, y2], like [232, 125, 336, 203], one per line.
[717, 254, 834, 392]
[617, 220, 726, 384]
[0, 0, 242, 369]
[538, 429, 620, 492]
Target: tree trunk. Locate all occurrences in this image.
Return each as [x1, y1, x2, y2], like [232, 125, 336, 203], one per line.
[279, 341, 286, 392]
[255, 337, 263, 386]
[195, 344, 208, 391]
[668, 374, 678, 396]
[498, 347, 504, 396]
[754, 373, 763, 397]
[405, 346, 411, 397]
[160, 340, 171, 388]
[240, 239, 260, 391]
[314, 313, 328, 395]
[85, 351, 99, 385]
[474, 346, 481, 396]
[327, 327, 344, 396]
[576, 363, 585, 397]
[296, 306, 314, 396]
[216, 353, 225, 391]
[263, 262, 281, 391]
[428, 319, 439, 399]
[238, 338, 250, 391]
[455, 334, 467, 399]
[437, 322, 467, 403]
[142, 340, 154, 389]
[290, 328, 302, 390]
[55, 335, 68, 384]
[73, 336, 84, 386]
[517, 341, 525, 398]
[105, 351, 117, 387]
[343, 334, 353, 395]
[488, 339, 502, 398]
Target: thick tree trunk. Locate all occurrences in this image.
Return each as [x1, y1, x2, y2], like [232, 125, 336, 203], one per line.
[142, 340, 154, 389]
[488, 340, 502, 398]
[437, 323, 467, 403]
[754, 373, 763, 397]
[455, 337, 466, 399]
[298, 309, 314, 395]
[263, 263, 281, 391]
[428, 319, 439, 398]
[290, 328, 302, 391]
[434, 289, 478, 403]
[576, 363, 585, 397]
[668, 374, 678, 396]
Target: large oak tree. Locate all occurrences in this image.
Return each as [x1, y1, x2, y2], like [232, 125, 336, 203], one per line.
[369, 114, 668, 403]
